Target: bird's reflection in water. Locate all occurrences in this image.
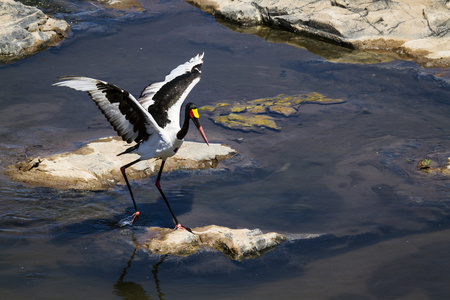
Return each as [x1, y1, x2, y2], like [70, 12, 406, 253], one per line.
[114, 243, 168, 300]
[151, 254, 167, 299]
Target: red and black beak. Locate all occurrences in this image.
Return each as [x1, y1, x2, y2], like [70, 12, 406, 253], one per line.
[190, 108, 209, 146]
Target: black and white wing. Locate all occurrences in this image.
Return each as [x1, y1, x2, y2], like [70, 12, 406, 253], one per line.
[53, 76, 159, 144]
[138, 53, 204, 128]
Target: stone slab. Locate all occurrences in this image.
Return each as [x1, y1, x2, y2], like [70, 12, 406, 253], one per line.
[5, 137, 237, 190]
[143, 225, 289, 261]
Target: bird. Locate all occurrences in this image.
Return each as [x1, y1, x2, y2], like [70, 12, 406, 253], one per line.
[53, 53, 209, 231]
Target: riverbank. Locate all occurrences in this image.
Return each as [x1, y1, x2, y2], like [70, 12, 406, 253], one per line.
[2, 0, 449, 67]
[187, 0, 450, 67]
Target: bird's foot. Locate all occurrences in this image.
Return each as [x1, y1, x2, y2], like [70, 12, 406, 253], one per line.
[174, 223, 192, 233]
[131, 211, 140, 225]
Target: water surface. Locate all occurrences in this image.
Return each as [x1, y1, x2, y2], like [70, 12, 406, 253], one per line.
[1, 1, 450, 299]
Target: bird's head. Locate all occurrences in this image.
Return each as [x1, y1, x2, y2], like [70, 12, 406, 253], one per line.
[187, 102, 209, 146]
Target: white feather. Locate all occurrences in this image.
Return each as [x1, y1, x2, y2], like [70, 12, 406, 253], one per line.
[53, 76, 161, 143]
[138, 52, 204, 112]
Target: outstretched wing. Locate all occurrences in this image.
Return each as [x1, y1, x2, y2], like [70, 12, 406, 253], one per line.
[53, 76, 159, 143]
[138, 53, 204, 129]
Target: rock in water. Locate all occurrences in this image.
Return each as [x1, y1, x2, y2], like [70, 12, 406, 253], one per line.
[5, 137, 236, 190]
[0, 0, 70, 63]
[102, 0, 145, 11]
[417, 157, 450, 175]
[143, 225, 287, 261]
[186, 0, 450, 67]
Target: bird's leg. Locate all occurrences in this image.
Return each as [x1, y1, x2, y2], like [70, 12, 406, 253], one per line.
[120, 159, 141, 224]
[155, 160, 192, 233]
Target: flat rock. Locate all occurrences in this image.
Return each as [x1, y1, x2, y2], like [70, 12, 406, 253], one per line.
[143, 225, 289, 261]
[0, 0, 70, 63]
[186, 0, 450, 67]
[5, 137, 236, 190]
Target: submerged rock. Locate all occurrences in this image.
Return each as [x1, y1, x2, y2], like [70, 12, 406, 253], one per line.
[5, 137, 236, 190]
[143, 225, 287, 261]
[215, 113, 281, 131]
[201, 93, 345, 132]
[417, 157, 450, 175]
[186, 0, 450, 67]
[0, 0, 70, 63]
[100, 0, 145, 11]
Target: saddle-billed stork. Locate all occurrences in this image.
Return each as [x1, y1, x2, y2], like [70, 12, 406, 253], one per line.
[53, 53, 209, 231]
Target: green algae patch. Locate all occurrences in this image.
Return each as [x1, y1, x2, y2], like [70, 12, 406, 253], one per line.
[201, 93, 344, 132]
[199, 105, 216, 112]
[303, 92, 346, 104]
[268, 105, 297, 116]
[215, 113, 280, 131]
[230, 105, 249, 113]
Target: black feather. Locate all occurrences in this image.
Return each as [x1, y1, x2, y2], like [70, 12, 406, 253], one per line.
[95, 82, 150, 143]
[147, 63, 202, 128]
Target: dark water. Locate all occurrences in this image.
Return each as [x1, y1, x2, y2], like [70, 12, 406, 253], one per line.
[1, 1, 450, 299]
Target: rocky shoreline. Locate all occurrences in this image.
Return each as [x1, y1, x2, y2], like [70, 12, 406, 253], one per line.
[0, 0, 70, 63]
[1, 0, 449, 67]
[187, 0, 450, 68]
